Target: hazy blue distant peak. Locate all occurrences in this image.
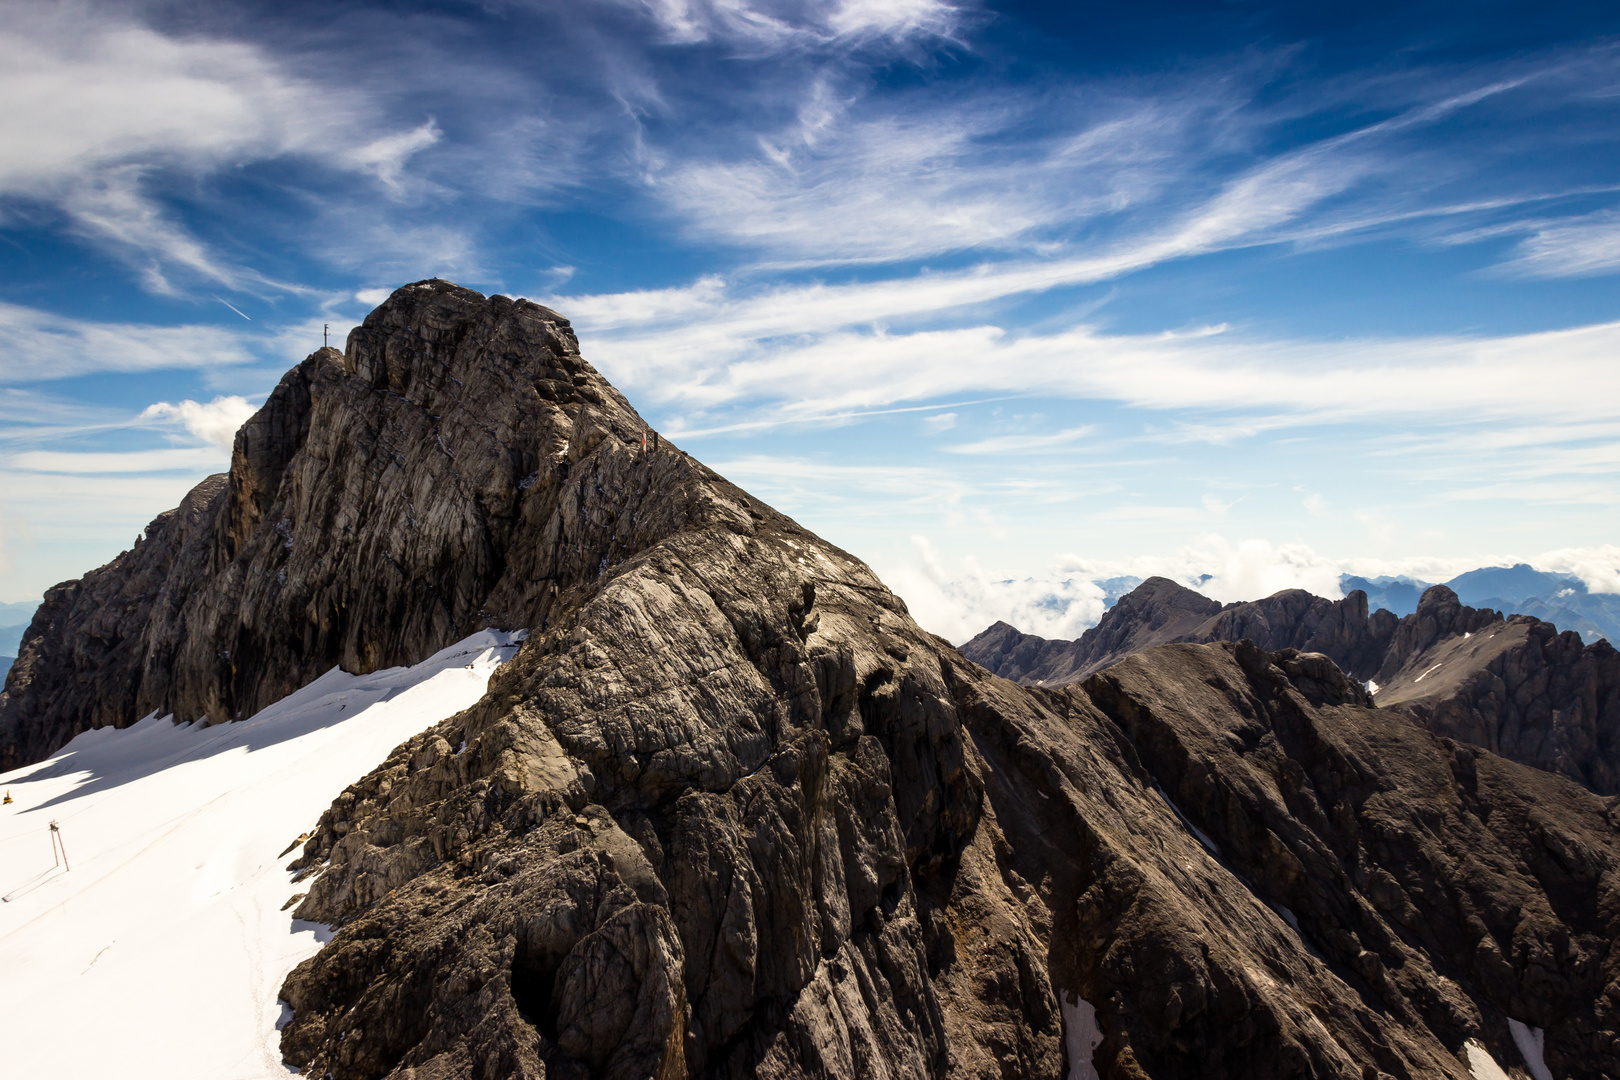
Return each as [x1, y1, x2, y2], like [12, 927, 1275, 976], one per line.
[1338, 574, 1435, 618]
[0, 601, 41, 661]
[0, 601, 40, 628]
[1096, 577, 1146, 610]
[1443, 564, 1585, 606]
[1347, 574, 1433, 589]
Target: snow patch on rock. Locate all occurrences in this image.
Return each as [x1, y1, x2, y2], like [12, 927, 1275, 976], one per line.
[1464, 1039, 1511, 1080]
[1509, 1019, 1554, 1080]
[1154, 781, 1221, 857]
[1062, 990, 1104, 1080]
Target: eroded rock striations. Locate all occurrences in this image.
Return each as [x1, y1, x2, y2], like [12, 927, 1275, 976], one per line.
[4, 283, 1618, 1079]
[964, 577, 1620, 795]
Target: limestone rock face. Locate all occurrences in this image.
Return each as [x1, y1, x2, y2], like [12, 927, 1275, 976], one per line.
[6, 283, 1618, 1079]
[1, 280, 647, 768]
[1374, 590, 1620, 795]
[960, 579, 1399, 689]
[963, 579, 1620, 795]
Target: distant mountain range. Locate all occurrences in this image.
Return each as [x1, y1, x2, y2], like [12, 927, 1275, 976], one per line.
[1343, 563, 1618, 643]
[1075, 563, 1614, 643]
[962, 574, 1620, 795]
[0, 600, 38, 682]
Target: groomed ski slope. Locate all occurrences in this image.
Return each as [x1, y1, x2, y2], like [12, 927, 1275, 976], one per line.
[0, 630, 522, 1079]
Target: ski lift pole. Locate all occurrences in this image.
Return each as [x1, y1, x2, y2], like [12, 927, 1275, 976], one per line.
[49, 820, 69, 871]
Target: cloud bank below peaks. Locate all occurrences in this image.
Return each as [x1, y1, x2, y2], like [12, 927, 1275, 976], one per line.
[139, 397, 260, 452]
[884, 536, 1620, 645]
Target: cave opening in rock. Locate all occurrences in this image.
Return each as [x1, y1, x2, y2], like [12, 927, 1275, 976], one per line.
[510, 941, 563, 1043]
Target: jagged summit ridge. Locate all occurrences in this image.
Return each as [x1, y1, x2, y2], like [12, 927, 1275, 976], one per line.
[962, 577, 1620, 794]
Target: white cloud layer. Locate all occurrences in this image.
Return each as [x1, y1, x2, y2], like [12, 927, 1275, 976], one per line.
[0, 4, 449, 293]
[6, 448, 227, 474]
[140, 396, 260, 451]
[1498, 211, 1620, 279]
[625, 0, 960, 49]
[882, 536, 1108, 644]
[552, 267, 1620, 435]
[1535, 545, 1620, 595]
[885, 536, 1620, 644]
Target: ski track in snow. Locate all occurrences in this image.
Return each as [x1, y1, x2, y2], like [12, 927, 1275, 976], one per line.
[0, 630, 522, 1079]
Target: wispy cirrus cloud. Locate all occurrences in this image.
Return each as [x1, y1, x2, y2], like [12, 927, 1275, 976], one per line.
[618, 0, 963, 50]
[946, 427, 1095, 455]
[5, 448, 227, 474]
[547, 261, 1620, 432]
[0, 302, 261, 382]
[1493, 209, 1620, 278]
[634, 44, 1620, 271]
[650, 85, 1195, 263]
[0, 3, 448, 294]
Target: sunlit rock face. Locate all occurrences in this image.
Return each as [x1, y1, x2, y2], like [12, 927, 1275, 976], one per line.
[8, 283, 1619, 1080]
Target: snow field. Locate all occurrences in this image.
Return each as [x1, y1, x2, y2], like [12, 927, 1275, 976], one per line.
[0, 630, 522, 1079]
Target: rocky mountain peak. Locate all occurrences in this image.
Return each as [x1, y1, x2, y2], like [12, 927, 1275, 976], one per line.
[0, 279, 662, 768]
[5, 283, 1618, 1080]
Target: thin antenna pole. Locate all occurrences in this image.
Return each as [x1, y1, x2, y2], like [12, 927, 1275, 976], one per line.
[49, 820, 69, 871]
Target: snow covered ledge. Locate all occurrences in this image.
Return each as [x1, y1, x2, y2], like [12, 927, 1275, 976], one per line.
[0, 630, 523, 1079]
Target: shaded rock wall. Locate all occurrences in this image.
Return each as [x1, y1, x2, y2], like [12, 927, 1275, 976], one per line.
[1081, 641, 1620, 1080]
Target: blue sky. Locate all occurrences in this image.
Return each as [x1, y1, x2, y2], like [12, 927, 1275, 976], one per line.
[2, 0, 1619, 640]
